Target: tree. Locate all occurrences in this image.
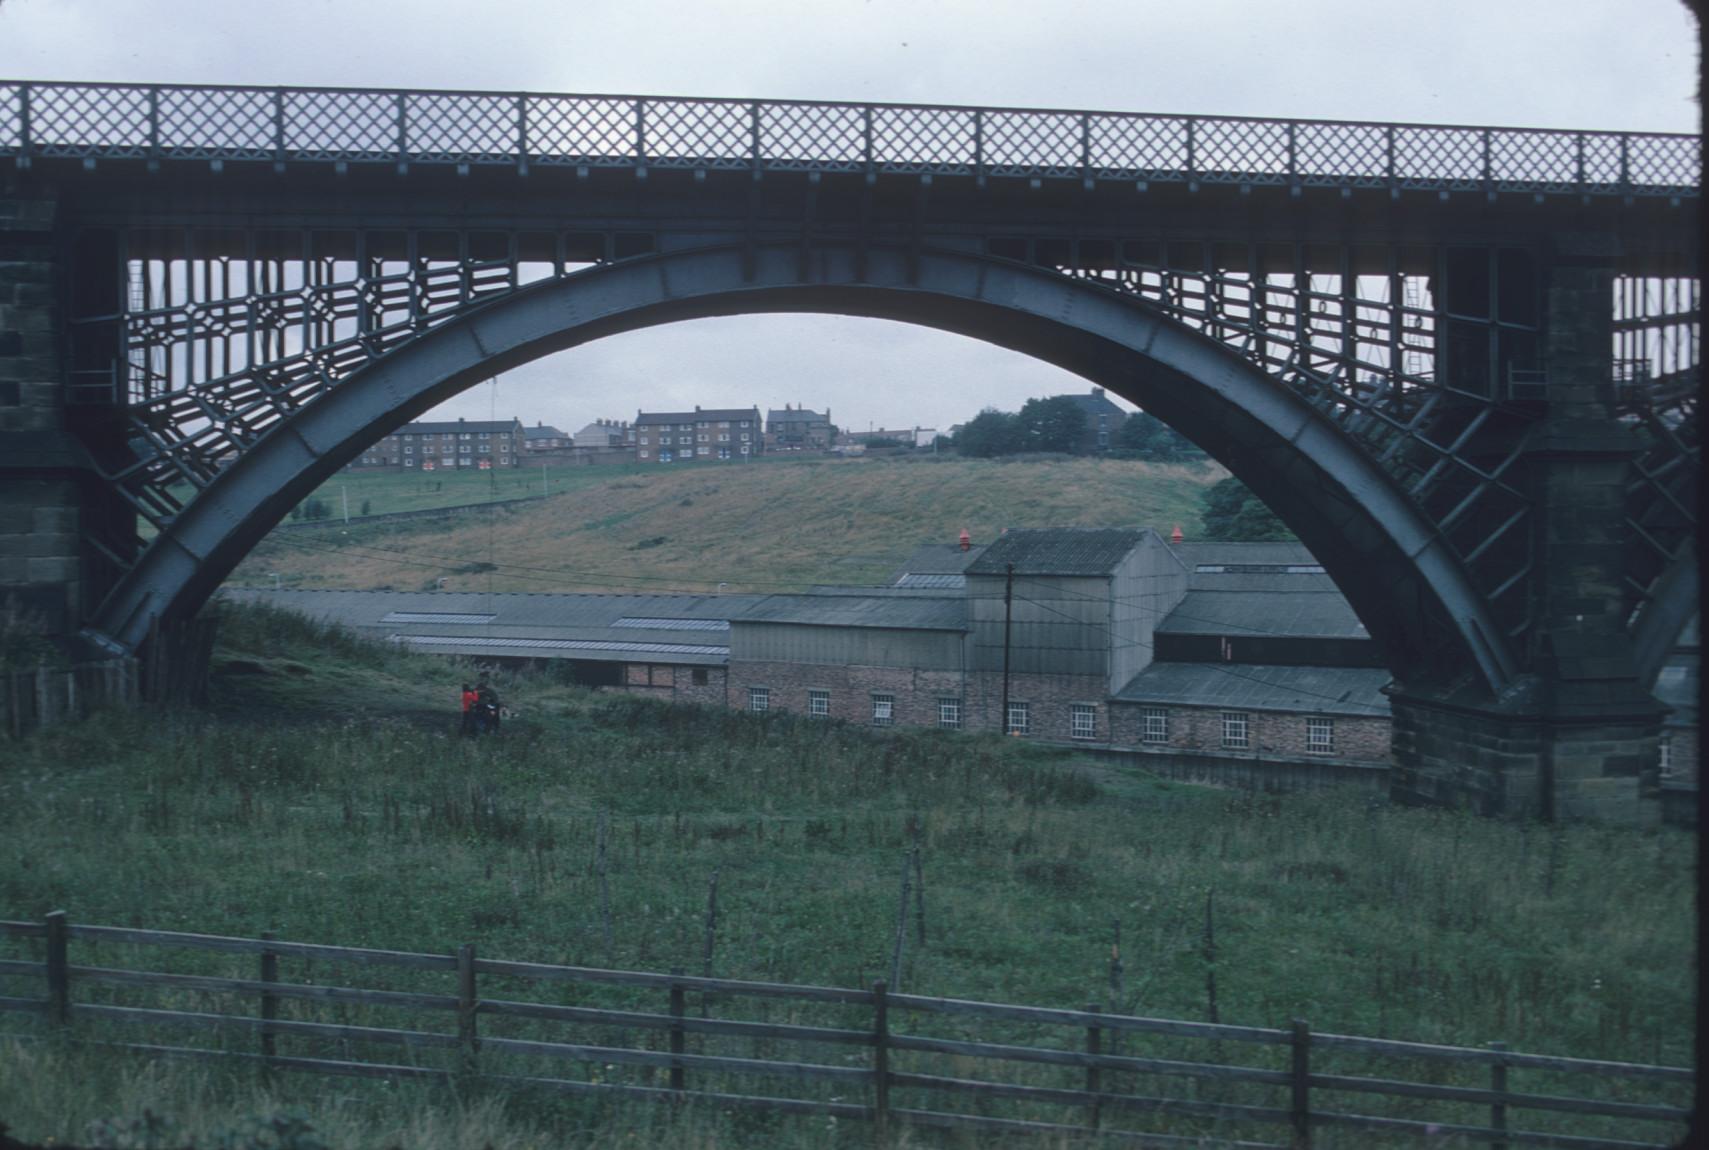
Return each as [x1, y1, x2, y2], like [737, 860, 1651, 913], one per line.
[1015, 396, 1087, 454]
[1200, 477, 1294, 541]
[1118, 411, 1195, 460]
[953, 408, 1022, 458]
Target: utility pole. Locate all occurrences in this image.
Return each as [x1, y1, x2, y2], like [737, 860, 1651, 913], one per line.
[1001, 562, 1014, 734]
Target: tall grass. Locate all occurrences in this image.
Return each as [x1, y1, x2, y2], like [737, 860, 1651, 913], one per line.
[0, 603, 1693, 1146]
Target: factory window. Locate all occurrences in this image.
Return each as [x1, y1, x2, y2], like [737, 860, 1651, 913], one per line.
[871, 694, 894, 727]
[1306, 717, 1334, 755]
[1222, 711, 1249, 750]
[938, 698, 961, 730]
[1006, 701, 1030, 736]
[1142, 707, 1168, 744]
[748, 687, 770, 713]
[1071, 704, 1096, 740]
[808, 689, 830, 718]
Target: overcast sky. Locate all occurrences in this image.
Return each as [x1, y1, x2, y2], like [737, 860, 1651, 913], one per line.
[0, 0, 1697, 435]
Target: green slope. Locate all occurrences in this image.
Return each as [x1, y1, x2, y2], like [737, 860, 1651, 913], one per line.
[231, 454, 1223, 594]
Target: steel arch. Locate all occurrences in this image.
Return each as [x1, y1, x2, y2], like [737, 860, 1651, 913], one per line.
[85, 242, 1519, 691]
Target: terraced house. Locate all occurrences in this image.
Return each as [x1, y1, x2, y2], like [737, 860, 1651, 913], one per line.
[347, 416, 525, 470]
[635, 406, 763, 462]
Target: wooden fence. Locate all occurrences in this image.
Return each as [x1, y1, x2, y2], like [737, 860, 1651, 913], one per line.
[0, 914, 1691, 1148]
[0, 658, 138, 739]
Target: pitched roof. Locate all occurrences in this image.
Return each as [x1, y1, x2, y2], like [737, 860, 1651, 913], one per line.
[1114, 662, 1393, 717]
[1158, 590, 1367, 639]
[218, 589, 768, 664]
[636, 408, 759, 425]
[735, 593, 966, 631]
[523, 425, 568, 440]
[887, 542, 990, 583]
[767, 408, 829, 422]
[395, 418, 522, 436]
[965, 528, 1149, 576]
[1053, 388, 1128, 421]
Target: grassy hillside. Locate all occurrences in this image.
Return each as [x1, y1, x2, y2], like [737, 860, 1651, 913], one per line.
[229, 455, 1222, 594]
[0, 604, 1693, 1148]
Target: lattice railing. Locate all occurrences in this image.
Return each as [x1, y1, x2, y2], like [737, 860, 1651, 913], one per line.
[0, 81, 1697, 194]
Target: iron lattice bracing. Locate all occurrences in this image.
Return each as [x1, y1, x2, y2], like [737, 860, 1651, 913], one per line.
[81, 225, 1698, 665]
[0, 80, 1699, 194]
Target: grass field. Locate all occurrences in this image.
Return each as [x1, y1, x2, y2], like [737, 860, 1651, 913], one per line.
[228, 454, 1223, 595]
[0, 603, 1694, 1147]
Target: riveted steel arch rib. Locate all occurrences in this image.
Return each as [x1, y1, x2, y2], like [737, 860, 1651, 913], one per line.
[88, 243, 1518, 691]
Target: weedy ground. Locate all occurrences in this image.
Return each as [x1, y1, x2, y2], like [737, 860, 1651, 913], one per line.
[0, 603, 1693, 1148]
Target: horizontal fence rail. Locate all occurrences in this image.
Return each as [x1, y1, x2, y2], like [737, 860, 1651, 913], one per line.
[0, 915, 1691, 1148]
[0, 81, 1697, 195]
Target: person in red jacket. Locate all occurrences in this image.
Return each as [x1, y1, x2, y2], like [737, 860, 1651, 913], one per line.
[459, 683, 477, 737]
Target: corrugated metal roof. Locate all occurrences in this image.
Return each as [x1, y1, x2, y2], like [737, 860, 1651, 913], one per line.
[219, 589, 765, 664]
[737, 593, 966, 631]
[393, 635, 729, 662]
[1158, 591, 1367, 639]
[966, 528, 1148, 576]
[1114, 662, 1393, 717]
[895, 573, 965, 589]
[887, 542, 989, 581]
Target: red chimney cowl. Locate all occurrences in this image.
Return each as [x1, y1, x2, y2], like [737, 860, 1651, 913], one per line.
[958, 528, 971, 551]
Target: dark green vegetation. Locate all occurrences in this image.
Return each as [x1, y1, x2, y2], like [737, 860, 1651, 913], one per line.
[952, 397, 1088, 457]
[0, 604, 1693, 1146]
[1199, 477, 1295, 542]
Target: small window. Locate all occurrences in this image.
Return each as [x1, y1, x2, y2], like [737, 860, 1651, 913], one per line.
[1071, 704, 1096, 740]
[1006, 702, 1030, 736]
[639, 450, 650, 459]
[404, 445, 414, 454]
[460, 433, 472, 440]
[872, 694, 894, 727]
[459, 444, 471, 453]
[1142, 707, 1168, 744]
[1222, 711, 1249, 750]
[1306, 717, 1334, 755]
[740, 432, 750, 441]
[479, 432, 490, 439]
[1660, 734, 1676, 778]
[691, 668, 709, 686]
[808, 689, 830, 717]
[938, 697, 961, 730]
[748, 687, 770, 713]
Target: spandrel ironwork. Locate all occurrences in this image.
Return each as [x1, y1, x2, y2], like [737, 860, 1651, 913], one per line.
[1, 80, 1697, 194]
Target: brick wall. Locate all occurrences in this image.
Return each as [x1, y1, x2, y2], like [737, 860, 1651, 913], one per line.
[618, 662, 728, 706]
[1109, 700, 1391, 766]
[965, 669, 1112, 742]
[731, 659, 965, 729]
[0, 193, 85, 632]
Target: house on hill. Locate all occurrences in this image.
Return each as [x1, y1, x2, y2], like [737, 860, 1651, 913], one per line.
[765, 404, 834, 452]
[636, 406, 762, 462]
[522, 422, 570, 452]
[1049, 386, 1129, 453]
[347, 416, 524, 470]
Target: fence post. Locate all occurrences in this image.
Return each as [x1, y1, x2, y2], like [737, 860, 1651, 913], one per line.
[259, 930, 278, 1062]
[872, 980, 890, 1142]
[1489, 1040, 1508, 1150]
[44, 910, 69, 1024]
[1085, 1002, 1103, 1131]
[457, 943, 478, 1075]
[1290, 1018, 1312, 1150]
[669, 967, 686, 1093]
